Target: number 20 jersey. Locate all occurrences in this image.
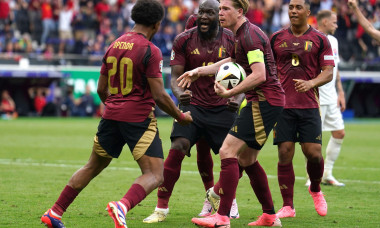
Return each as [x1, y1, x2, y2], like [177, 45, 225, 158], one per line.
[270, 26, 335, 109]
[100, 32, 163, 122]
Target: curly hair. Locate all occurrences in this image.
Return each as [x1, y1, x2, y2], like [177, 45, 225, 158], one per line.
[131, 0, 165, 26]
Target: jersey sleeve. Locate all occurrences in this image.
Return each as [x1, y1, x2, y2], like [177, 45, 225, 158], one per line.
[319, 35, 335, 67]
[245, 29, 265, 66]
[146, 45, 163, 78]
[170, 34, 186, 66]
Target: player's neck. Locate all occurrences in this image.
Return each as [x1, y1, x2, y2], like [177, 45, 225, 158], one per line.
[290, 24, 310, 37]
[131, 25, 153, 40]
[231, 18, 246, 35]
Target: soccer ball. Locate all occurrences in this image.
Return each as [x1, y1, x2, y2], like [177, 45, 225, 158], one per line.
[215, 62, 246, 90]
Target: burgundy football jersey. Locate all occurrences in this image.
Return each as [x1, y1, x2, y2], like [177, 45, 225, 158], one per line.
[185, 14, 197, 30]
[232, 21, 285, 106]
[270, 26, 335, 109]
[100, 32, 163, 122]
[170, 27, 235, 108]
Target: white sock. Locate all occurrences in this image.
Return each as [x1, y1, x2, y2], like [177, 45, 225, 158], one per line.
[324, 136, 343, 177]
[50, 209, 62, 218]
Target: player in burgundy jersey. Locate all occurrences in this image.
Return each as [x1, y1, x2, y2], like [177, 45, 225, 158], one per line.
[270, 0, 334, 219]
[143, 0, 244, 223]
[40, 1, 192, 227]
[178, 0, 285, 226]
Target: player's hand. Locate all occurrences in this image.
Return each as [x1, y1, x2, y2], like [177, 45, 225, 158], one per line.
[337, 92, 346, 112]
[214, 81, 231, 98]
[177, 111, 193, 126]
[293, 79, 314, 93]
[177, 68, 200, 88]
[227, 97, 239, 112]
[179, 90, 192, 106]
[347, 0, 358, 9]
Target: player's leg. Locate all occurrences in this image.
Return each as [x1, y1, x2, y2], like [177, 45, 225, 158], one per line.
[273, 109, 297, 218]
[42, 150, 112, 228]
[143, 137, 189, 223]
[239, 148, 280, 226]
[196, 138, 215, 217]
[108, 154, 164, 228]
[192, 134, 244, 228]
[41, 119, 117, 227]
[196, 138, 214, 191]
[323, 130, 345, 186]
[322, 104, 345, 186]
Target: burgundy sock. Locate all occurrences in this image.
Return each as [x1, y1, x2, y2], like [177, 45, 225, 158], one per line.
[245, 161, 275, 214]
[196, 140, 214, 191]
[307, 158, 324, 192]
[51, 185, 79, 216]
[217, 158, 239, 216]
[120, 184, 147, 211]
[213, 164, 243, 198]
[277, 163, 295, 208]
[156, 149, 185, 208]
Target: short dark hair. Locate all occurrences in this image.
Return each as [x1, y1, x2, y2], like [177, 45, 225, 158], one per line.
[131, 0, 164, 26]
[317, 10, 333, 23]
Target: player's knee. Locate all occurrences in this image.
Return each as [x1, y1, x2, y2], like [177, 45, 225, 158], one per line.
[171, 138, 190, 153]
[332, 130, 345, 139]
[154, 173, 164, 187]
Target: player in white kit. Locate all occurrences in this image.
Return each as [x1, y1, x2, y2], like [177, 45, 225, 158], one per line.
[306, 10, 346, 187]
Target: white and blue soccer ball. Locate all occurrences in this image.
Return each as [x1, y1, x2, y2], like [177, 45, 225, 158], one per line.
[215, 62, 246, 90]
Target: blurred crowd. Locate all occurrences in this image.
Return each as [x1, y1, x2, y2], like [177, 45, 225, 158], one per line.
[0, 0, 379, 65]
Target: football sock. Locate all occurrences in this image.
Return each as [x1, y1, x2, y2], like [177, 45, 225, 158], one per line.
[277, 163, 295, 208]
[217, 158, 239, 216]
[120, 184, 146, 211]
[51, 185, 79, 216]
[213, 181, 221, 197]
[245, 161, 275, 214]
[196, 140, 214, 191]
[212, 165, 242, 198]
[307, 158, 324, 192]
[157, 149, 185, 209]
[324, 136, 343, 177]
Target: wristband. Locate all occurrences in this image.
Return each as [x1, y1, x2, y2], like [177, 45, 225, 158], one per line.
[177, 112, 186, 122]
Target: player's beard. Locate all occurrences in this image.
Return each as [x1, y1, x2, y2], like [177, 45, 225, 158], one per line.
[198, 20, 219, 40]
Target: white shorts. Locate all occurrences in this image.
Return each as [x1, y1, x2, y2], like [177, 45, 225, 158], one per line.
[320, 104, 345, 132]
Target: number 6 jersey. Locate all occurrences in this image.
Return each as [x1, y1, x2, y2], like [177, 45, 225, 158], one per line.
[270, 26, 335, 109]
[100, 32, 163, 122]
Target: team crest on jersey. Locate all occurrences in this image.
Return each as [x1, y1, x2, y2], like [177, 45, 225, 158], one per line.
[159, 60, 163, 73]
[218, 46, 226, 58]
[170, 50, 175, 60]
[305, 41, 313, 51]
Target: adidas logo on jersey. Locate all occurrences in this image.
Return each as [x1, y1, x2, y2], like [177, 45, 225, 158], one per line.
[191, 48, 200, 55]
[279, 42, 288, 48]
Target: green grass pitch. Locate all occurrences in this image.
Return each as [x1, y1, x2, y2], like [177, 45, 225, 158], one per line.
[0, 117, 379, 227]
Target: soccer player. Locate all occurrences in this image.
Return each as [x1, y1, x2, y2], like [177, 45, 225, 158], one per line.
[40, 0, 192, 227]
[143, 0, 243, 223]
[305, 10, 346, 187]
[270, 0, 334, 218]
[178, 0, 285, 226]
[348, 0, 380, 43]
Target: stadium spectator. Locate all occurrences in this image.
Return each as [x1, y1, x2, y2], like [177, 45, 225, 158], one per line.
[143, 0, 242, 223]
[28, 87, 48, 116]
[75, 85, 95, 117]
[179, 0, 285, 226]
[41, 0, 56, 48]
[0, 90, 18, 119]
[0, 0, 10, 31]
[40, 1, 192, 227]
[14, 0, 30, 36]
[58, 2, 74, 55]
[270, 0, 334, 219]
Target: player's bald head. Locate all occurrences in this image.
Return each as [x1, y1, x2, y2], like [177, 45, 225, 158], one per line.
[199, 0, 220, 12]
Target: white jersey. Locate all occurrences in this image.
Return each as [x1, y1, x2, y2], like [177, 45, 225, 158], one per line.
[319, 35, 340, 105]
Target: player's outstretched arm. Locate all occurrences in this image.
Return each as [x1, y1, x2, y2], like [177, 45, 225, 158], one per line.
[148, 77, 192, 125]
[171, 65, 192, 105]
[348, 0, 380, 43]
[177, 57, 232, 88]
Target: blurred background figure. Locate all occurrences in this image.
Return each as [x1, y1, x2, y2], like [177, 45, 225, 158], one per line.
[0, 90, 18, 119]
